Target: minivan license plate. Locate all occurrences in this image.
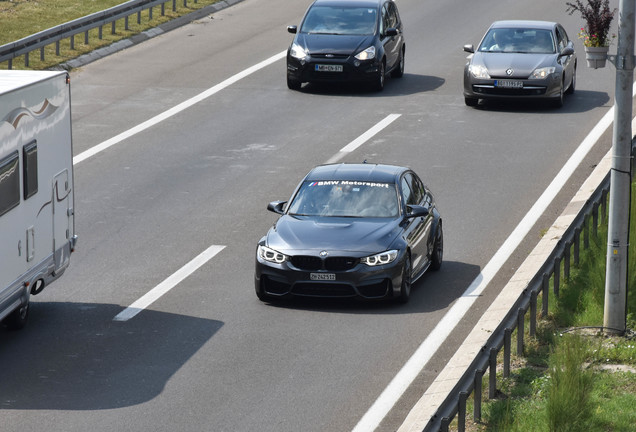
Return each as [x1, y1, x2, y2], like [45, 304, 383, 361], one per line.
[310, 273, 336, 281]
[315, 64, 343, 72]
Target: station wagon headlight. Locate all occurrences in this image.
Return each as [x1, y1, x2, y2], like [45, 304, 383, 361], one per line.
[258, 245, 288, 264]
[530, 67, 556, 79]
[469, 64, 490, 79]
[290, 43, 308, 60]
[355, 46, 376, 61]
[361, 250, 398, 266]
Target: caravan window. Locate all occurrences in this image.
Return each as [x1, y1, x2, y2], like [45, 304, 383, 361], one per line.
[0, 151, 20, 216]
[23, 140, 38, 199]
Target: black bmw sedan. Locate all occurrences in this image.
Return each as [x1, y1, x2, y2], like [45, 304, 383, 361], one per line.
[286, 0, 405, 91]
[255, 164, 442, 303]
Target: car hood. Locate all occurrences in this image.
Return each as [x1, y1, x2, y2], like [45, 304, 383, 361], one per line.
[266, 215, 402, 255]
[473, 52, 556, 77]
[295, 33, 374, 56]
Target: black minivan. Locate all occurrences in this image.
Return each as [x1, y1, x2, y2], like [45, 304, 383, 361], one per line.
[286, 0, 405, 91]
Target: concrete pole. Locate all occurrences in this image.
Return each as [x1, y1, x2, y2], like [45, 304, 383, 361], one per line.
[604, 0, 634, 335]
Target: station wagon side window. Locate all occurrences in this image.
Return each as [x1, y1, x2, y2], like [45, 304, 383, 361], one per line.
[0, 151, 20, 217]
[556, 26, 568, 51]
[23, 140, 38, 200]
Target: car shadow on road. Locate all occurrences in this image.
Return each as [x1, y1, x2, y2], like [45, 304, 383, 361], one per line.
[0, 302, 223, 410]
[469, 89, 611, 114]
[296, 73, 445, 96]
[259, 260, 481, 315]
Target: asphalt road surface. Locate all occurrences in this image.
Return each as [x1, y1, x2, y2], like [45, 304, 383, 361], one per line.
[0, 0, 621, 431]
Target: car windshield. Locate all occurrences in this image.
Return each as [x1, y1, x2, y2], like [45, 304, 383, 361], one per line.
[287, 180, 399, 218]
[478, 28, 555, 54]
[300, 6, 377, 35]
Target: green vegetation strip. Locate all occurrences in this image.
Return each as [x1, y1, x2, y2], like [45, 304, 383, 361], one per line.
[0, 0, 222, 70]
[467, 181, 636, 432]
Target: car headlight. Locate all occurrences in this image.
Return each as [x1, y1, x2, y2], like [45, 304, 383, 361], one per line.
[258, 245, 288, 264]
[355, 46, 376, 61]
[290, 43, 308, 60]
[469, 64, 490, 79]
[530, 67, 556, 79]
[361, 250, 398, 266]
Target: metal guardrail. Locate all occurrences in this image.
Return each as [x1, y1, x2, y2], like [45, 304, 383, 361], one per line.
[422, 139, 635, 432]
[0, 0, 201, 69]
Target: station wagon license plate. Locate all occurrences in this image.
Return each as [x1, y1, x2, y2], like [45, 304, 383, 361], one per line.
[310, 273, 336, 281]
[495, 79, 523, 88]
[315, 64, 343, 72]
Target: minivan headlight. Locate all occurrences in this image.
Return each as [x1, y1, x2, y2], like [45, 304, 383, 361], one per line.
[355, 46, 376, 61]
[290, 43, 308, 60]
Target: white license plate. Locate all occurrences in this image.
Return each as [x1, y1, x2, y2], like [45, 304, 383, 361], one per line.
[495, 80, 523, 88]
[310, 273, 336, 281]
[315, 64, 343, 72]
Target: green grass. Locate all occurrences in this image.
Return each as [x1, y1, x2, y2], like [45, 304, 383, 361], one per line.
[468, 180, 636, 431]
[0, 0, 222, 70]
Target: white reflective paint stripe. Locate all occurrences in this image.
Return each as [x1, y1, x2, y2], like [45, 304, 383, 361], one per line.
[326, 113, 401, 164]
[73, 51, 287, 166]
[353, 96, 627, 432]
[113, 245, 226, 321]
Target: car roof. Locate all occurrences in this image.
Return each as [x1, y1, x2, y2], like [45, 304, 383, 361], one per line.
[304, 163, 408, 183]
[310, 0, 385, 8]
[489, 20, 557, 31]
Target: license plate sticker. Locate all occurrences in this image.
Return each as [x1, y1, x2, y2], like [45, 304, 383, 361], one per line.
[495, 80, 523, 88]
[310, 273, 336, 281]
[315, 64, 343, 72]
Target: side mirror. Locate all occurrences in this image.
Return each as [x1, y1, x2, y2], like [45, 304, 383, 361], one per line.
[559, 45, 574, 57]
[386, 28, 399, 37]
[405, 204, 429, 219]
[287, 25, 297, 34]
[463, 44, 475, 53]
[267, 201, 287, 215]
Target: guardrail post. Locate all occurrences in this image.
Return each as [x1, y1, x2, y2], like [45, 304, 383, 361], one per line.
[474, 369, 483, 422]
[126, 16, 130, 31]
[24, 52, 29, 67]
[8, 58, 12, 70]
[70, 34, 75, 50]
[173, 0, 177, 12]
[99, 25, 103, 40]
[517, 309, 524, 356]
[138, 11, 142, 24]
[592, 202, 599, 236]
[542, 273, 549, 317]
[601, 188, 608, 222]
[149, 7, 153, 20]
[458, 391, 468, 432]
[40, 46, 45, 61]
[184, 0, 188, 8]
[111, 21, 116, 35]
[489, 348, 497, 399]
[530, 290, 537, 337]
[574, 227, 581, 266]
[583, 213, 590, 248]
[84, 30, 89, 45]
[503, 328, 511, 377]
[161, 2, 166, 16]
[56, 40, 60, 56]
[564, 240, 571, 280]
[440, 417, 450, 432]
[553, 256, 561, 297]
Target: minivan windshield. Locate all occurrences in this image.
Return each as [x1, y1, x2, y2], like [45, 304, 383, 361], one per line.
[300, 6, 377, 35]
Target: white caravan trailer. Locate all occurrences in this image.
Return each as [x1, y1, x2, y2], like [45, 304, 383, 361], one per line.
[0, 70, 77, 330]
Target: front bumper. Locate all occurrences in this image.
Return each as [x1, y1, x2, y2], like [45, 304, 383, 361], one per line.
[463, 72, 562, 100]
[287, 54, 381, 84]
[255, 249, 405, 300]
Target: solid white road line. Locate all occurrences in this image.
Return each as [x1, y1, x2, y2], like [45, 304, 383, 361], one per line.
[113, 245, 226, 321]
[326, 113, 402, 164]
[352, 103, 620, 431]
[73, 51, 287, 166]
